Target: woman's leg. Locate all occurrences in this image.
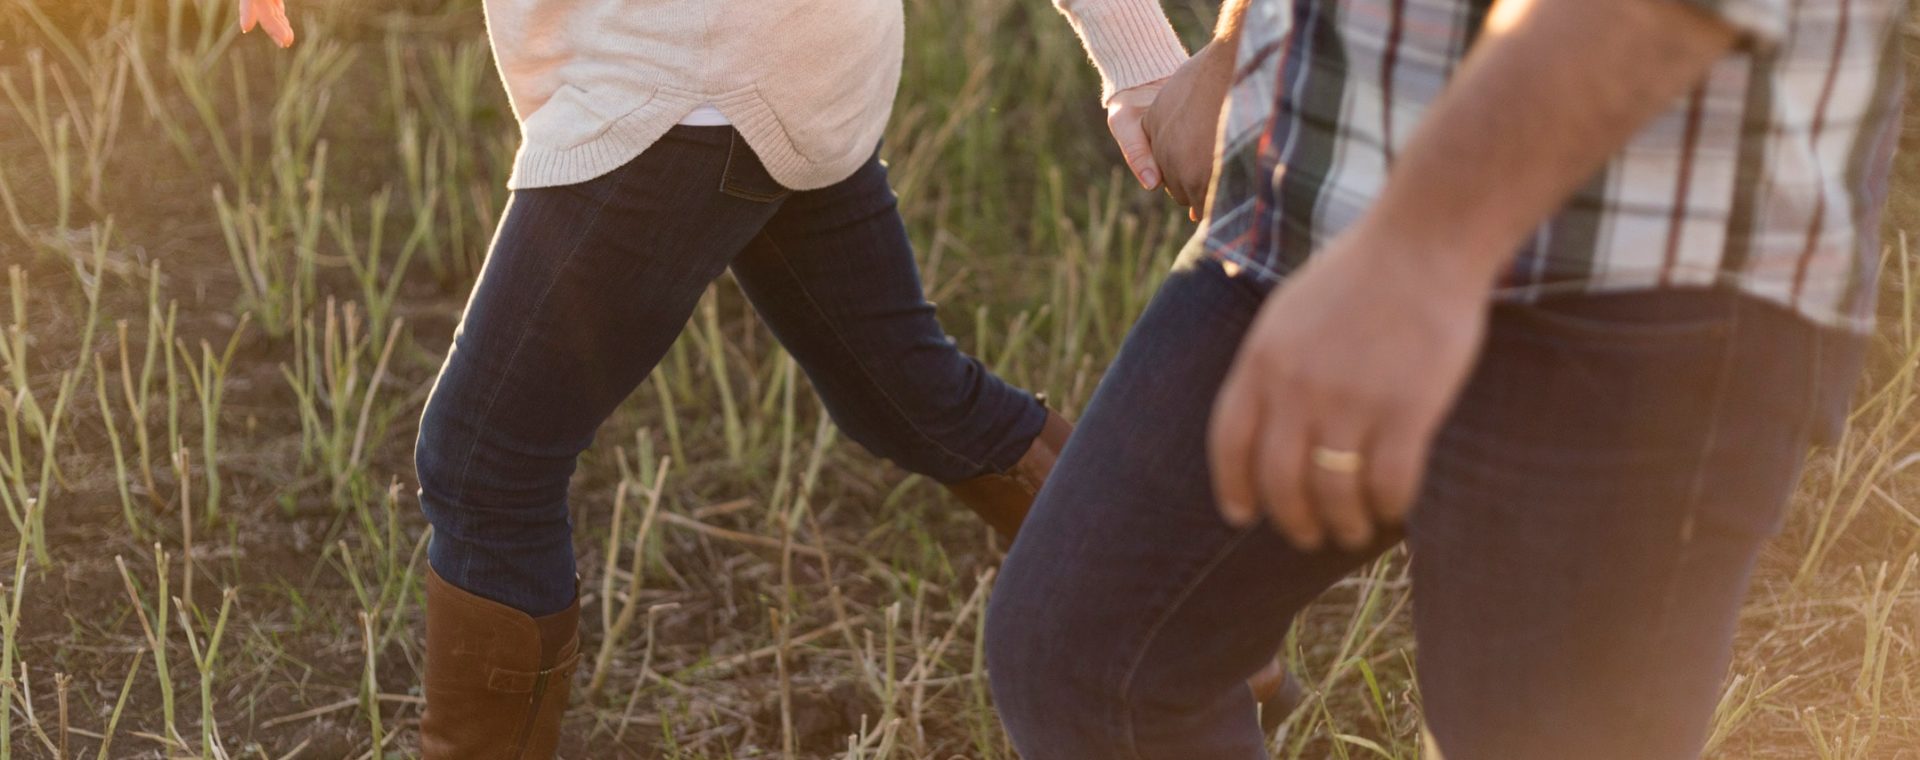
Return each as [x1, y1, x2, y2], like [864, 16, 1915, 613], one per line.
[417, 126, 779, 615]
[728, 148, 1053, 516]
[736, 153, 1304, 713]
[414, 126, 786, 758]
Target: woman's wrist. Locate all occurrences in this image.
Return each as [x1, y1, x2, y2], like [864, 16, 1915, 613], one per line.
[1059, 0, 1190, 101]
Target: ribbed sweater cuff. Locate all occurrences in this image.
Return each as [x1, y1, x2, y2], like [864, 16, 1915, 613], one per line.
[1058, 0, 1190, 103]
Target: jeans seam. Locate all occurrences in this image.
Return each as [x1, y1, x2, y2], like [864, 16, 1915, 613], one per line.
[1633, 295, 1742, 736]
[1115, 527, 1260, 759]
[750, 230, 997, 476]
[1804, 324, 1827, 443]
[440, 185, 619, 585]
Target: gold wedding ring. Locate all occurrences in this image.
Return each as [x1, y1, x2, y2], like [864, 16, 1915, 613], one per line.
[1309, 446, 1364, 475]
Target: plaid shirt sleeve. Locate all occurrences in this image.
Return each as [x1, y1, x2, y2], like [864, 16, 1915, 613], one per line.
[1193, 0, 1900, 333]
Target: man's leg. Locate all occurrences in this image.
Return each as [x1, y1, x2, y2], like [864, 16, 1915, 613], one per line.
[729, 147, 1054, 529]
[987, 256, 1390, 759]
[414, 126, 783, 758]
[1409, 292, 1859, 759]
[990, 276, 1859, 758]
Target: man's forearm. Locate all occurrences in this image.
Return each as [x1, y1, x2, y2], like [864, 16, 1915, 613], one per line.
[1362, 0, 1740, 288]
[1215, 0, 1255, 43]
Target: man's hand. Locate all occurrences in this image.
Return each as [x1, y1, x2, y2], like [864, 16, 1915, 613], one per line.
[1204, 0, 1740, 552]
[1206, 223, 1491, 551]
[240, 0, 295, 48]
[1141, 39, 1234, 217]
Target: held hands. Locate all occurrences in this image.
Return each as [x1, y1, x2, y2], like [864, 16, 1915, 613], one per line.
[239, 0, 296, 48]
[1141, 40, 1235, 219]
[1109, 39, 1234, 216]
[1206, 224, 1493, 552]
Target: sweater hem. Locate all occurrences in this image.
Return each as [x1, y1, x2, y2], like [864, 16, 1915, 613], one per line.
[507, 89, 884, 192]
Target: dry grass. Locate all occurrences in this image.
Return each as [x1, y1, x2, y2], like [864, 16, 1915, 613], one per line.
[0, 1, 1914, 758]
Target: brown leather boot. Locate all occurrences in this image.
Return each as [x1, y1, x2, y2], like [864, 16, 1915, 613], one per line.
[943, 408, 1074, 539]
[420, 568, 580, 760]
[1252, 657, 1306, 735]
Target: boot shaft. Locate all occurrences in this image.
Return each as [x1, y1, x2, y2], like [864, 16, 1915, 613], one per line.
[420, 568, 580, 759]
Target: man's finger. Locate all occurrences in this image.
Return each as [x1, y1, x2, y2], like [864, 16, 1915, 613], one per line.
[1147, 129, 1190, 207]
[239, 0, 257, 32]
[1207, 370, 1262, 528]
[1254, 409, 1320, 551]
[1364, 410, 1430, 525]
[1165, 182, 1192, 208]
[1182, 178, 1211, 218]
[1305, 422, 1373, 551]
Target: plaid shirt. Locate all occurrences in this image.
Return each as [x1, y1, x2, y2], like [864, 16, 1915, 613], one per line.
[1199, 0, 1907, 333]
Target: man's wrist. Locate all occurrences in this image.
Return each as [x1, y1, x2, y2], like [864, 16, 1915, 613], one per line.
[1347, 214, 1506, 301]
[1215, 0, 1255, 45]
[1191, 38, 1236, 80]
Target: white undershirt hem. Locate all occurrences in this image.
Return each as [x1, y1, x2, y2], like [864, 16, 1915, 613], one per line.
[678, 103, 731, 126]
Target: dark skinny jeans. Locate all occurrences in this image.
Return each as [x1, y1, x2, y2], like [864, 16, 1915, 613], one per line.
[417, 127, 1046, 616]
[988, 253, 1863, 759]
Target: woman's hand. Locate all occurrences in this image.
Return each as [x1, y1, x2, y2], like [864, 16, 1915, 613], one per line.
[239, 0, 296, 48]
[1108, 79, 1168, 191]
[1141, 39, 1234, 218]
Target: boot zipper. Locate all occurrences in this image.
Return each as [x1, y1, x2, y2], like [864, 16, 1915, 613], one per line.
[509, 671, 551, 758]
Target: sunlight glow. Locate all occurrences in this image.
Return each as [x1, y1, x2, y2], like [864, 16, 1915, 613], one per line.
[1484, 0, 1539, 36]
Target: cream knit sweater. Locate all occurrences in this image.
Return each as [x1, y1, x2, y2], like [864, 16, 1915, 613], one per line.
[489, 0, 1189, 191]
